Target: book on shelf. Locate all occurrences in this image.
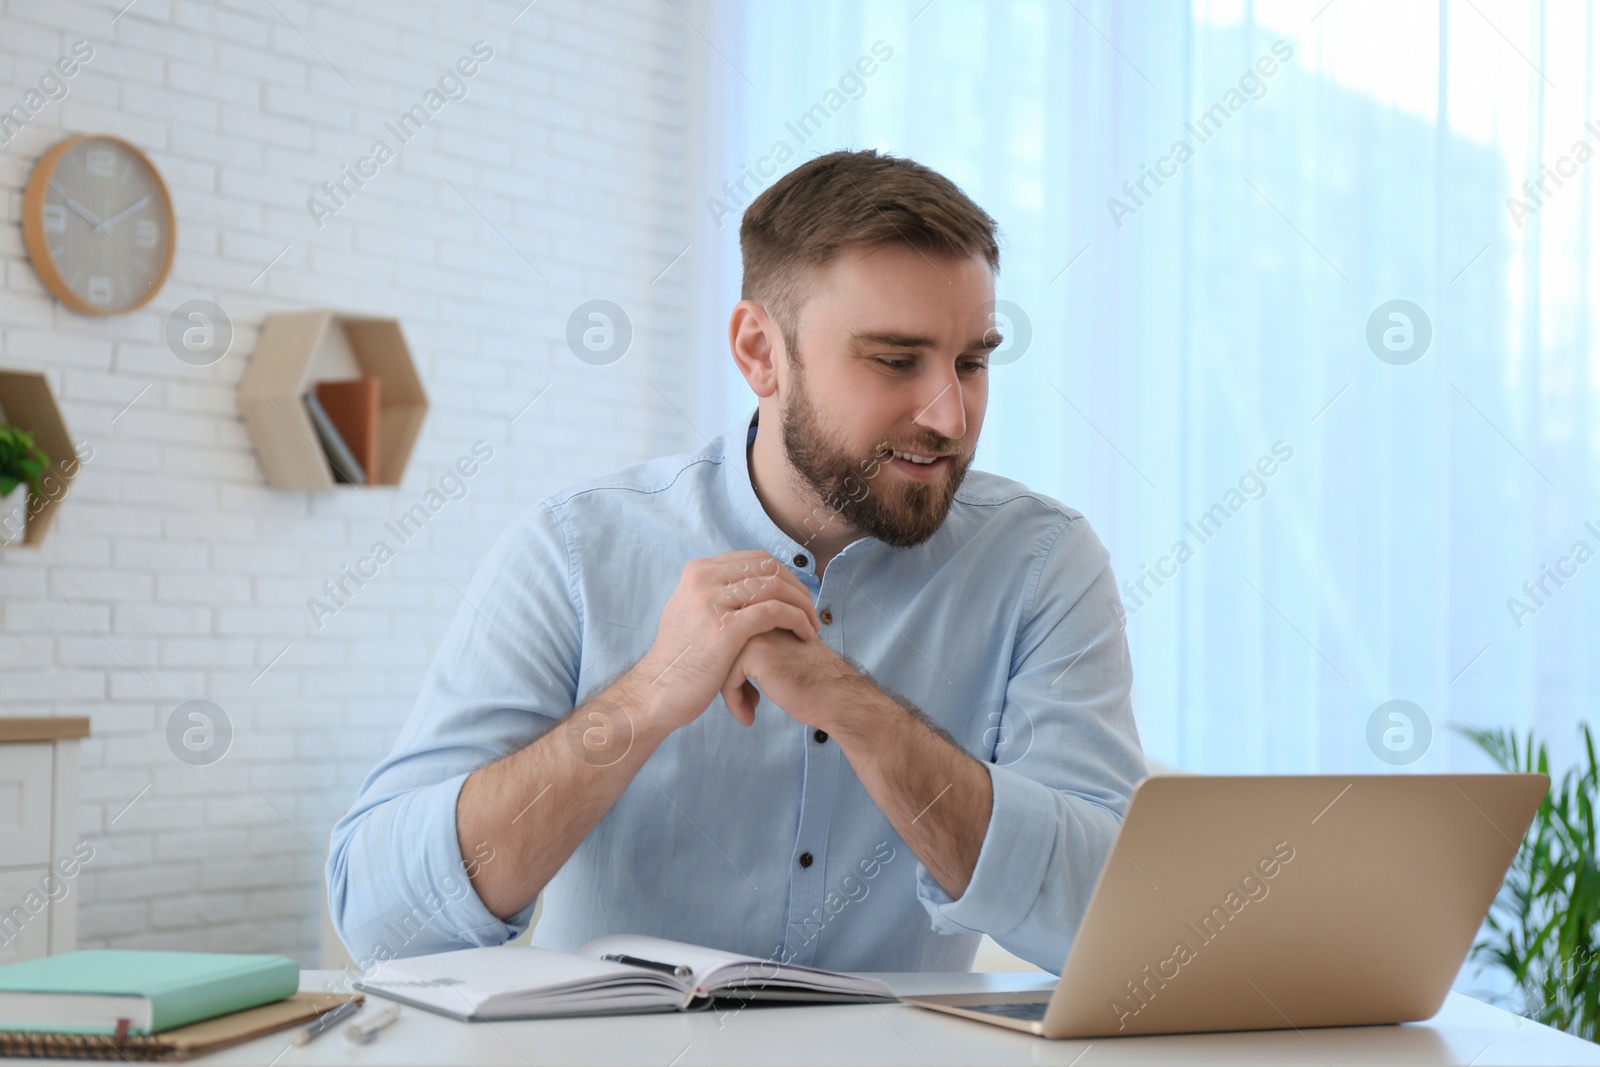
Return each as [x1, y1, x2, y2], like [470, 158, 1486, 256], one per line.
[315, 377, 381, 484]
[354, 933, 897, 1021]
[303, 389, 366, 484]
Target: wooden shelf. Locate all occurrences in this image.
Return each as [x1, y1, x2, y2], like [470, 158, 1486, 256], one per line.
[0, 717, 90, 743]
[236, 310, 428, 490]
[0, 370, 79, 547]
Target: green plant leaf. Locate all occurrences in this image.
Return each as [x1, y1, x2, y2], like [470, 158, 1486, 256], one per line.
[1454, 721, 1600, 1039]
[0, 425, 52, 502]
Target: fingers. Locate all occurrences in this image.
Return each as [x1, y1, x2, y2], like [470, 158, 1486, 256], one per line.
[722, 673, 759, 727]
[700, 556, 787, 572]
[721, 599, 817, 645]
[703, 552, 807, 597]
[698, 550, 794, 583]
[721, 583, 818, 636]
[646, 552, 822, 735]
[702, 553, 820, 632]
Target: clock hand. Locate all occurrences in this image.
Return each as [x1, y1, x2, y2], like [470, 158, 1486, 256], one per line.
[95, 195, 152, 235]
[52, 187, 103, 228]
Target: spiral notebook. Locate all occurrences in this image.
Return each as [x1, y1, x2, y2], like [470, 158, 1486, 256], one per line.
[353, 934, 896, 1021]
[0, 993, 360, 1062]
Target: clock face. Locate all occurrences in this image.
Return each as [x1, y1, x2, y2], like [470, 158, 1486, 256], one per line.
[22, 135, 175, 316]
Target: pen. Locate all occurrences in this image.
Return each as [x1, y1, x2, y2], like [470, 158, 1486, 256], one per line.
[344, 1004, 400, 1044]
[291, 998, 361, 1045]
[601, 953, 694, 980]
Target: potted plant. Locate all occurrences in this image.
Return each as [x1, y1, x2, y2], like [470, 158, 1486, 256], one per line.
[0, 425, 50, 503]
[1454, 722, 1600, 1040]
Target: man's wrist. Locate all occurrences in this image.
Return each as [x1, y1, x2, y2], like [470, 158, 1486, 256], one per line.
[610, 663, 677, 746]
[823, 676, 911, 750]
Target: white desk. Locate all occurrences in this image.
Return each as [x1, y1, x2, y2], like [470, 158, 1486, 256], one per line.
[134, 971, 1600, 1065]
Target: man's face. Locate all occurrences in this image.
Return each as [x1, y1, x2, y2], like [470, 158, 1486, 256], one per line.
[774, 244, 995, 548]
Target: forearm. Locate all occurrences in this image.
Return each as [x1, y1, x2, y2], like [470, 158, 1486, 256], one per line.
[455, 669, 671, 919]
[828, 683, 992, 899]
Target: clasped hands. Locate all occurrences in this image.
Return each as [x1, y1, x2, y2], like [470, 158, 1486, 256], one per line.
[632, 550, 869, 738]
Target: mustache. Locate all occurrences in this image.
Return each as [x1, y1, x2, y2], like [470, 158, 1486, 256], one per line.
[873, 440, 961, 457]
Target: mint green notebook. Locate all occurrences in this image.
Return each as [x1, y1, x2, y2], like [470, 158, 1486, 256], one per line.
[0, 951, 298, 1035]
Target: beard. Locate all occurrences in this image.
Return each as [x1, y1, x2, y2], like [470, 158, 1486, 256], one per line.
[777, 352, 975, 549]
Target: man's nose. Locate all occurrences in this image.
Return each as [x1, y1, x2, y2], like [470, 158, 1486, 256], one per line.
[913, 374, 967, 444]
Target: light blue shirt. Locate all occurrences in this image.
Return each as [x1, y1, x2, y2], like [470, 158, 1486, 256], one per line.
[327, 406, 1147, 975]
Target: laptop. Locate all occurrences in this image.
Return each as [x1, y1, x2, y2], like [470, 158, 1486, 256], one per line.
[901, 772, 1547, 1038]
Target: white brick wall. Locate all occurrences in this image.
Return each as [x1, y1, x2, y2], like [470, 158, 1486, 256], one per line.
[0, 0, 697, 964]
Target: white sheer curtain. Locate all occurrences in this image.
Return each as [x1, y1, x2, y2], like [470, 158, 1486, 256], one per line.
[686, 0, 1600, 778]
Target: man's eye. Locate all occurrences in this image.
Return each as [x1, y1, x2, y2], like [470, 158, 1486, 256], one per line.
[959, 361, 988, 372]
[876, 358, 914, 369]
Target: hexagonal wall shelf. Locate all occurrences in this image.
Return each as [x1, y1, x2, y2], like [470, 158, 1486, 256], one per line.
[0, 369, 78, 547]
[237, 310, 427, 490]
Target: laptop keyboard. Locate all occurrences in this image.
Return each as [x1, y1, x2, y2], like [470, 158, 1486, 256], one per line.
[966, 1001, 1049, 1020]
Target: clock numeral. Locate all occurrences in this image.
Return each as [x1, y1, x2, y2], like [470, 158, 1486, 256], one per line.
[86, 276, 114, 306]
[87, 147, 117, 178]
[135, 218, 160, 249]
[42, 204, 67, 234]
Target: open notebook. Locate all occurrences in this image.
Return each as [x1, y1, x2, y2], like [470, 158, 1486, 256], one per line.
[353, 934, 896, 1020]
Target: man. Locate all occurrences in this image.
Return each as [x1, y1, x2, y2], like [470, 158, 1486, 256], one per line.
[327, 150, 1146, 975]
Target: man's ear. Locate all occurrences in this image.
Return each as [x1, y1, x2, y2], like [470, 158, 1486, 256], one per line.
[729, 300, 783, 399]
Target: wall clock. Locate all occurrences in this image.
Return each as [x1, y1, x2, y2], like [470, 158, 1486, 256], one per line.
[21, 134, 175, 316]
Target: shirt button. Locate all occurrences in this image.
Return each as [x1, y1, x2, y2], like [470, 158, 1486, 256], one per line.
[793, 553, 809, 567]
[819, 609, 833, 624]
[798, 851, 814, 868]
[813, 728, 828, 743]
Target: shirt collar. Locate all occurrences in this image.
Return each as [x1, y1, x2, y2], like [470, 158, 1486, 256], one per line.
[720, 406, 819, 574]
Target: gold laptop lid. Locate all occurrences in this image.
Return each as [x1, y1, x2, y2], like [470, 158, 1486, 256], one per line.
[1046, 773, 1546, 1038]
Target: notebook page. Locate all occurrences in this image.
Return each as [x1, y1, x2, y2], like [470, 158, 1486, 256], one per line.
[358, 945, 680, 1017]
[577, 934, 759, 994]
[576, 935, 892, 998]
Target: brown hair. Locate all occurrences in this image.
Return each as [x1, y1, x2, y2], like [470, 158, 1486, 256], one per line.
[739, 150, 1000, 355]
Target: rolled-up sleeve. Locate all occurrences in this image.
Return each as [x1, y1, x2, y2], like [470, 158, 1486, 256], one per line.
[915, 513, 1146, 973]
[326, 500, 582, 968]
